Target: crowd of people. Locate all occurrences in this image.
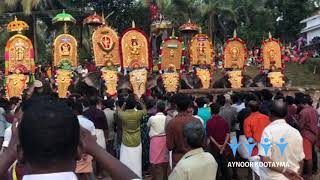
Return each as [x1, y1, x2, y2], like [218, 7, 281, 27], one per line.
[0, 79, 319, 180]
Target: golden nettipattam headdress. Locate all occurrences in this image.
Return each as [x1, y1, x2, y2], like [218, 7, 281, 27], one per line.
[53, 34, 78, 67]
[92, 25, 120, 67]
[189, 32, 214, 66]
[262, 33, 283, 70]
[223, 30, 247, 70]
[120, 21, 151, 70]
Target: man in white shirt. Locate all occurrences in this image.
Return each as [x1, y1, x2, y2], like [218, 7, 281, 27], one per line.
[169, 121, 217, 180]
[259, 100, 304, 180]
[147, 101, 168, 180]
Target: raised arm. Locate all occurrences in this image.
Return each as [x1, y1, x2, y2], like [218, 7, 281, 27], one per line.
[81, 128, 138, 180]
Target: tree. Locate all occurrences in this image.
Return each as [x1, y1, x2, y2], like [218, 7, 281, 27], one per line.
[200, 0, 236, 40]
[266, 0, 317, 43]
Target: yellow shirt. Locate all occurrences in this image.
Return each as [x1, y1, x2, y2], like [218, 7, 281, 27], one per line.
[118, 109, 146, 147]
[169, 148, 218, 180]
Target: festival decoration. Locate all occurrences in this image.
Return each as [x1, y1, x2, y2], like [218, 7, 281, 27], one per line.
[195, 68, 211, 89]
[179, 19, 200, 33]
[261, 33, 285, 87]
[228, 70, 243, 89]
[179, 19, 200, 71]
[53, 34, 78, 67]
[121, 21, 151, 69]
[151, 14, 172, 35]
[92, 25, 120, 67]
[129, 68, 148, 98]
[223, 30, 247, 88]
[121, 21, 150, 97]
[189, 32, 214, 66]
[53, 11, 77, 98]
[101, 68, 119, 96]
[5, 17, 35, 98]
[55, 69, 72, 98]
[189, 30, 214, 89]
[262, 33, 282, 70]
[91, 17, 120, 96]
[268, 72, 284, 88]
[161, 72, 180, 92]
[159, 30, 184, 92]
[6, 73, 29, 99]
[83, 12, 103, 26]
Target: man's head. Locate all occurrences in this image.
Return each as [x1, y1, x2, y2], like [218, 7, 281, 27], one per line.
[156, 101, 166, 113]
[269, 100, 288, 120]
[116, 96, 126, 108]
[301, 94, 312, 106]
[103, 98, 115, 110]
[183, 121, 205, 149]
[195, 97, 206, 108]
[88, 95, 98, 106]
[285, 96, 295, 105]
[70, 100, 83, 115]
[231, 93, 240, 104]
[248, 100, 260, 112]
[260, 89, 273, 101]
[126, 95, 137, 109]
[210, 103, 221, 115]
[216, 94, 226, 106]
[19, 96, 80, 170]
[174, 93, 192, 112]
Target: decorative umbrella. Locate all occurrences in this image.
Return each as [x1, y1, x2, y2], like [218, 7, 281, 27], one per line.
[150, 14, 172, 35]
[7, 16, 29, 33]
[83, 12, 103, 26]
[179, 19, 199, 34]
[52, 10, 76, 33]
[52, 10, 76, 24]
[179, 19, 199, 70]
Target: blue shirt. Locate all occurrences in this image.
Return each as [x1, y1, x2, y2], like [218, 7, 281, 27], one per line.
[197, 107, 211, 128]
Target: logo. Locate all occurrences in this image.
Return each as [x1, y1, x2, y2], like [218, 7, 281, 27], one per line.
[228, 136, 288, 157]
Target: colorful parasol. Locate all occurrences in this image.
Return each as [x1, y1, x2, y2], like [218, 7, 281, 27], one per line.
[179, 19, 199, 34]
[83, 12, 103, 26]
[7, 16, 29, 33]
[52, 10, 76, 24]
[151, 14, 172, 34]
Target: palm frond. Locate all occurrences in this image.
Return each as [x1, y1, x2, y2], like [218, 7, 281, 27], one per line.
[21, 0, 42, 14]
[5, 0, 19, 8]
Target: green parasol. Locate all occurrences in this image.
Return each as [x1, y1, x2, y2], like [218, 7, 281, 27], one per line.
[52, 10, 76, 33]
[52, 10, 76, 24]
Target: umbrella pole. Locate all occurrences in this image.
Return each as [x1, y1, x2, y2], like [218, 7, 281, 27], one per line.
[64, 22, 68, 34]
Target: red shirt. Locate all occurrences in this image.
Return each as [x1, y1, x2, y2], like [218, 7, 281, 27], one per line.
[166, 112, 201, 165]
[285, 104, 297, 127]
[298, 105, 318, 144]
[206, 115, 229, 149]
[244, 112, 270, 155]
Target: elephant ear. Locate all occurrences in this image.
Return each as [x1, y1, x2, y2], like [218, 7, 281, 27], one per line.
[213, 76, 231, 88]
[83, 72, 101, 90]
[147, 74, 158, 89]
